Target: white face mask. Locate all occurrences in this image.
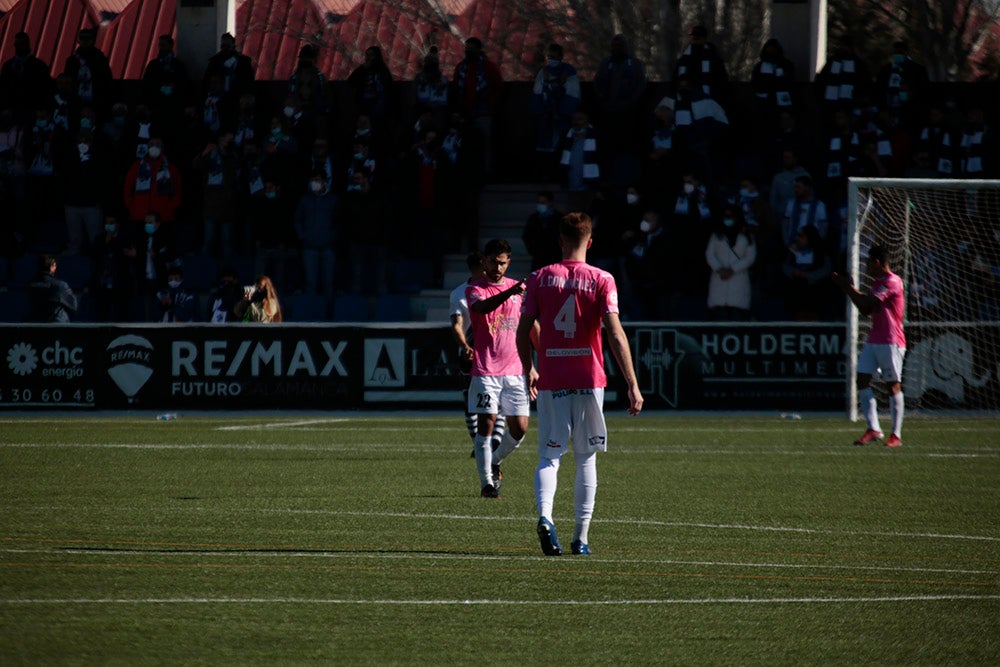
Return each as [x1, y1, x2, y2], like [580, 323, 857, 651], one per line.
[310, 180, 324, 194]
[283, 106, 295, 117]
[640, 220, 653, 233]
[683, 183, 696, 195]
[77, 143, 90, 154]
[147, 146, 162, 159]
[167, 280, 182, 289]
[626, 193, 639, 205]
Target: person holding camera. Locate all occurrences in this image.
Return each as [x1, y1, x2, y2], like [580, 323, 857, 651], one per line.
[234, 274, 283, 323]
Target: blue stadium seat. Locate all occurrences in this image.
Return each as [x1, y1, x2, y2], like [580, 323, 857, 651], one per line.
[56, 255, 94, 291]
[0, 290, 29, 323]
[180, 255, 220, 292]
[390, 258, 435, 294]
[333, 294, 370, 322]
[373, 294, 411, 322]
[286, 293, 330, 322]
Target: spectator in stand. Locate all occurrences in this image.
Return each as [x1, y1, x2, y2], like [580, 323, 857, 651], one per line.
[531, 42, 581, 181]
[294, 169, 340, 303]
[50, 72, 80, 138]
[141, 35, 190, 117]
[705, 204, 756, 321]
[666, 72, 730, 189]
[412, 47, 450, 132]
[307, 137, 335, 190]
[593, 34, 646, 155]
[522, 190, 563, 270]
[234, 274, 283, 323]
[451, 37, 503, 177]
[93, 214, 136, 322]
[623, 209, 671, 320]
[959, 103, 996, 178]
[399, 125, 445, 262]
[59, 128, 108, 255]
[200, 72, 231, 144]
[782, 224, 832, 321]
[204, 33, 255, 108]
[750, 38, 796, 142]
[0, 106, 28, 254]
[815, 40, 872, 126]
[27, 255, 77, 323]
[770, 148, 810, 232]
[736, 176, 777, 291]
[0, 32, 53, 127]
[24, 107, 60, 240]
[782, 175, 828, 249]
[669, 170, 714, 297]
[437, 112, 485, 253]
[123, 136, 182, 240]
[675, 24, 729, 100]
[765, 109, 809, 177]
[346, 134, 378, 192]
[135, 211, 177, 321]
[343, 168, 391, 296]
[156, 265, 196, 322]
[207, 266, 245, 323]
[232, 93, 262, 151]
[643, 98, 680, 210]
[250, 178, 296, 294]
[915, 104, 958, 178]
[348, 46, 395, 132]
[875, 40, 929, 134]
[558, 110, 601, 213]
[192, 130, 240, 259]
[818, 108, 858, 198]
[62, 28, 113, 113]
[288, 44, 330, 122]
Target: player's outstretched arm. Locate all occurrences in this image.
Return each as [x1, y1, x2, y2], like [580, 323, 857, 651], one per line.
[603, 312, 643, 415]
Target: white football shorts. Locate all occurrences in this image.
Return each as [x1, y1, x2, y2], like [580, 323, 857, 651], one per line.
[535, 387, 607, 459]
[858, 343, 906, 382]
[467, 374, 530, 417]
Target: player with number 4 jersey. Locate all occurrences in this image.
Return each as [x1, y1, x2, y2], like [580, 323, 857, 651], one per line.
[518, 212, 643, 556]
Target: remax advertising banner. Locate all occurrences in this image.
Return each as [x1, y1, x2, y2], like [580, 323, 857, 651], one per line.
[1, 323, 997, 411]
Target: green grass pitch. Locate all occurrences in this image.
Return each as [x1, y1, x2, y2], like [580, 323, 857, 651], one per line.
[1, 412, 999, 664]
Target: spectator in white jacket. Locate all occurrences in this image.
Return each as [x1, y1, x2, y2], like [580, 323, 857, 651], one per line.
[706, 205, 756, 320]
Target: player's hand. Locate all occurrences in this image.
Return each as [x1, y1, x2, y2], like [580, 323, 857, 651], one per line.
[527, 367, 539, 401]
[626, 384, 643, 416]
[831, 272, 852, 289]
[513, 280, 526, 295]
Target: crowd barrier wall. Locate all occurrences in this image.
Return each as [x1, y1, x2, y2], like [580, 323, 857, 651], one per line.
[3, 322, 996, 412]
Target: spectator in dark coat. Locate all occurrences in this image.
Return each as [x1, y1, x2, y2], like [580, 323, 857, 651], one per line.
[27, 255, 78, 323]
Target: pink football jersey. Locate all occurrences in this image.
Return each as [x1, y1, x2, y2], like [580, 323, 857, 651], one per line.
[522, 260, 619, 390]
[466, 277, 524, 376]
[868, 270, 906, 347]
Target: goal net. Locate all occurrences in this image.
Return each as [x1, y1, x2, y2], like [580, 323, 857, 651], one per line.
[846, 178, 1000, 418]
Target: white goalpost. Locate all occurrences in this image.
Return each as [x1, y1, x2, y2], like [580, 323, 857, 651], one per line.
[846, 178, 1000, 419]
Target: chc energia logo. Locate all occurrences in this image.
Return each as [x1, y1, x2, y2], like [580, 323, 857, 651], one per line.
[7, 342, 39, 376]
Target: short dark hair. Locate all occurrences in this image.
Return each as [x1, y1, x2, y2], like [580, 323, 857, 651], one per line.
[484, 238, 512, 257]
[38, 255, 57, 275]
[869, 245, 889, 265]
[559, 212, 592, 243]
[466, 250, 485, 271]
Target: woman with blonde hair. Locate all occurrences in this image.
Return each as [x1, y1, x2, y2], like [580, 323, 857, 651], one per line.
[235, 274, 283, 323]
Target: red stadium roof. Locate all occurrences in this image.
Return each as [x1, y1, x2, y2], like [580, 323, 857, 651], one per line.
[0, 0, 569, 82]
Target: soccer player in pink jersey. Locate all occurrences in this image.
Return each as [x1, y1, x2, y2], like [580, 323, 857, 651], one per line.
[517, 212, 643, 556]
[833, 245, 907, 447]
[466, 238, 531, 498]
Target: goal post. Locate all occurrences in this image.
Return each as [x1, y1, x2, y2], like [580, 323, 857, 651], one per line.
[846, 178, 1000, 419]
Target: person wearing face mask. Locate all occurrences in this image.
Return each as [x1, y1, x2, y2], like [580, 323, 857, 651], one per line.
[94, 215, 137, 322]
[59, 128, 108, 255]
[0, 32, 53, 126]
[294, 170, 340, 303]
[413, 48, 449, 131]
[63, 28, 112, 111]
[532, 42, 581, 179]
[876, 41, 928, 133]
[141, 35, 190, 112]
[156, 266, 196, 322]
[134, 212, 177, 321]
[705, 206, 756, 321]
[623, 210, 671, 320]
[348, 46, 395, 129]
[193, 131, 240, 258]
[523, 191, 564, 270]
[451, 37, 503, 177]
[123, 136, 183, 236]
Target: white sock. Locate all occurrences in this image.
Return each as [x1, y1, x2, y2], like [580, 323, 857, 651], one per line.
[474, 434, 493, 487]
[491, 415, 506, 450]
[493, 430, 522, 464]
[860, 387, 880, 432]
[535, 456, 560, 522]
[573, 452, 597, 544]
[890, 391, 904, 437]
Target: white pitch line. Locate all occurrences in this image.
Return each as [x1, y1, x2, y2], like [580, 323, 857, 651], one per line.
[215, 419, 352, 431]
[2, 595, 999, 606]
[3, 547, 995, 576]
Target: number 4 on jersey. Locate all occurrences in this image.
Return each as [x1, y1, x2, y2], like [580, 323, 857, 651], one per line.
[554, 294, 577, 339]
